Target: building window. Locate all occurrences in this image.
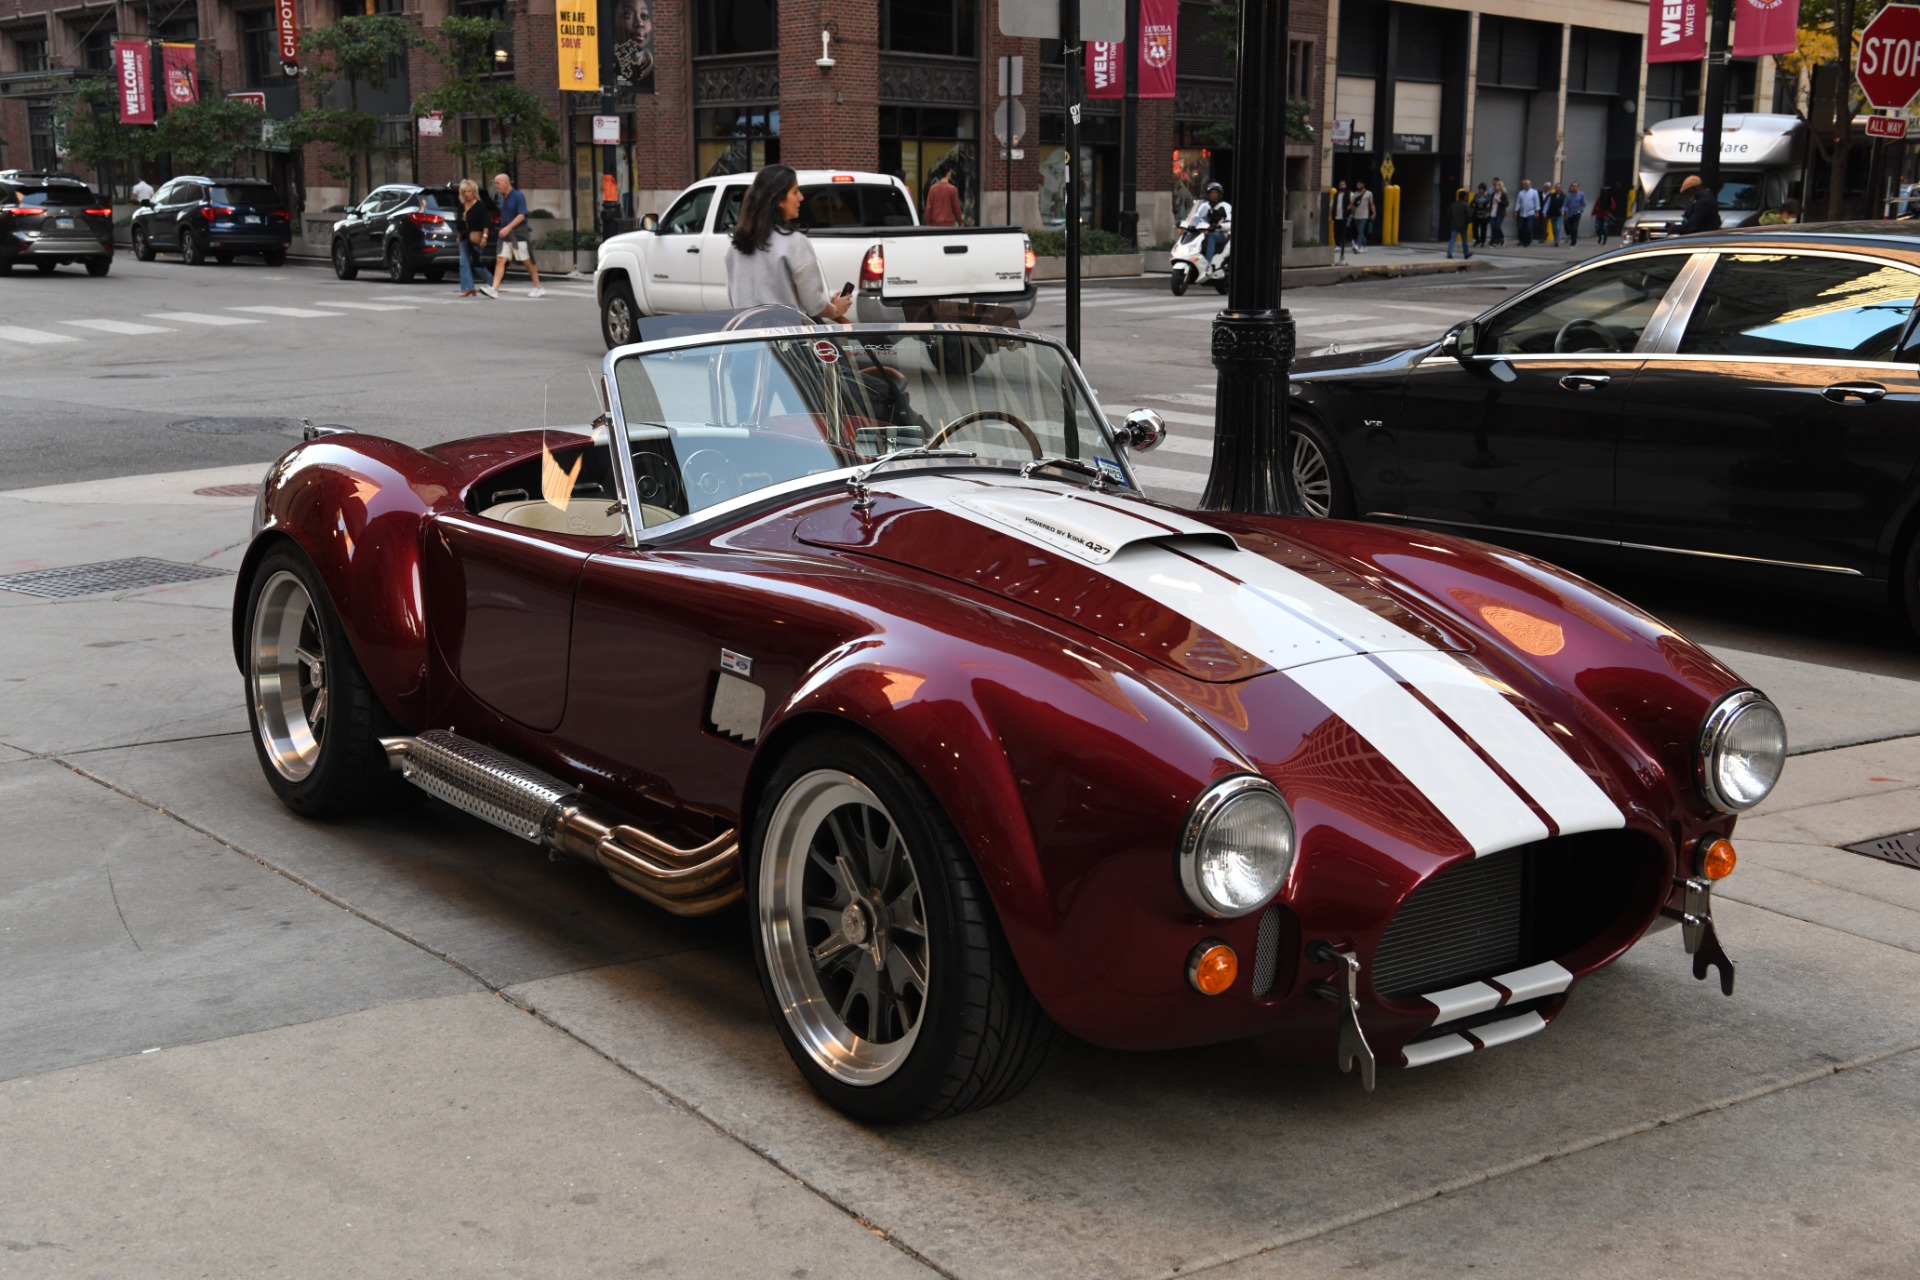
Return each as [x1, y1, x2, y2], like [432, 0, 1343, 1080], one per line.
[697, 0, 775, 57]
[372, 0, 407, 13]
[155, 17, 200, 42]
[79, 26, 116, 73]
[879, 106, 977, 223]
[1287, 40, 1313, 101]
[240, 10, 294, 85]
[881, 0, 975, 57]
[697, 106, 779, 177]
[10, 35, 51, 73]
[28, 100, 56, 170]
[457, 0, 513, 75]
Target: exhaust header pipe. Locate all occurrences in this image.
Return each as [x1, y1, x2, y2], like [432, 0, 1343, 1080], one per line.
[381, 731, 741, 916]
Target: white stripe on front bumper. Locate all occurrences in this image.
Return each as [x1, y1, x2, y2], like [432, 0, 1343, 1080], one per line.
[1469, 1010, 1549, 1049]
[1493, 960, 1574, 1003]
[1402, 1034, 1476, 1067]
[1422, 981, 1505, 1023]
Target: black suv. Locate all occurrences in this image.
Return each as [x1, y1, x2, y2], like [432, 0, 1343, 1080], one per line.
[130, 176, 292, 266]
[0, 170, 113, 275]
[330, 184, 478, 283]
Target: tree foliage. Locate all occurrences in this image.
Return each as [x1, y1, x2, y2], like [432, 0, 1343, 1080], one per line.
[415, 16, 561, 180]
[154, 98, 269, 175]
[58, 78, 151, 194]
[287, 15, 421, 199]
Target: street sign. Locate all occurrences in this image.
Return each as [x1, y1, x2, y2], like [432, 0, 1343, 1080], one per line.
[1379, 158, 1396, 181]
[1869, 114, 1910, 139]
[1330, 119, 1353, 145]
[998, 0, 1124, 42]
[998, 55, 1024, 97]
[993, 98, 1027, 147]
[227, 91, 267, 111]
[417, 111, 443, 137]
[1857, 5, 1920, 111]
[592, 114, 620, 144]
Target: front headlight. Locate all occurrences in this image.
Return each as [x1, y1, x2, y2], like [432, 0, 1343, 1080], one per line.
[1698, 690, 1787, 813]
[1178, 776, 1296, 917]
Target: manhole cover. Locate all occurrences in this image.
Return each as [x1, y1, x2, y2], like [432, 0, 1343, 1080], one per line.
[194, 483, 260, 497]
[1843, 830, 1920, 870]
[167, 417, 303, 436]
[0, 557, 230, 599]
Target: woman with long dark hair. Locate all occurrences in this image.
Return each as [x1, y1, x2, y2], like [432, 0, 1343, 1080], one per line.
[726, 165, 851, 323]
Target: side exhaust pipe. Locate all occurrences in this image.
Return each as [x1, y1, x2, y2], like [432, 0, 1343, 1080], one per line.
[381, 730, 742, 916]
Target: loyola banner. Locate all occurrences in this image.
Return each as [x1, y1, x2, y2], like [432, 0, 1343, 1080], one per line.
[113, 38, 152, 125]
[1138, 0, 1176, 99]
[1647, 0, 1706, 63]
[162, 43, 199, 106]
[557, 2, 599, 92]
[1732, 0, 1800, 57]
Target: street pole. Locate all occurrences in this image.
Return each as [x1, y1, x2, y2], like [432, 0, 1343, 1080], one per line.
[1064, 0, 1084, 359]
[1698, 0, 1734, 192]
[1200, 0, 1292, 514]
[1120, 0, 1139, 246]
[1830, 0, 1858, 219]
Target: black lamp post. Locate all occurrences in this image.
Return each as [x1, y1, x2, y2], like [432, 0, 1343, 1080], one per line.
[1200, 0, 1294, 514]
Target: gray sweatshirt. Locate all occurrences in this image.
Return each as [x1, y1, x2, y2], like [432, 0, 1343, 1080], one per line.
[726, 226, 830, 317]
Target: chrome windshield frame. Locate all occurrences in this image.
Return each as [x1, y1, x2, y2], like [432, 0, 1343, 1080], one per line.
[596, 320, 1136, 548]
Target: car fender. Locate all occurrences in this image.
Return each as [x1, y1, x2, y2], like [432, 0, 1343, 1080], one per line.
[596, 234, 656, 315]
[232, 437, 463, 727]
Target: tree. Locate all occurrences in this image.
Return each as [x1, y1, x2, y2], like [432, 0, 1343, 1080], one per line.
[415, 16, 562, 181]
[287, 15, 421, 201]
[154, 98, 268, 175]
[57, 78, 151, 197]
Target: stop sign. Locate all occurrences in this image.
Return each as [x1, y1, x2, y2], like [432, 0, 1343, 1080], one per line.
[1858, 5, 1920, 110]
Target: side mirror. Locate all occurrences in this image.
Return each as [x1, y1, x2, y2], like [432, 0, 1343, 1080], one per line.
[639, 212, 659, 232]
[1442, 322, 1478, 363]
[1115, 408, 1166, 452]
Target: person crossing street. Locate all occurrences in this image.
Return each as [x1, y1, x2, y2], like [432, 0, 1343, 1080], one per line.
[1563, 182, 1587, 246]
[482, 172, 544, 299]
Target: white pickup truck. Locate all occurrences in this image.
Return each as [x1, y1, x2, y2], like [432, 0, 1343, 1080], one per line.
[595, 170, 1036, 348]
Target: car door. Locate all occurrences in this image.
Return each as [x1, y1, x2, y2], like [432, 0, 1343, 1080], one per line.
[1616, 249, 1920, 576]
[1392, 251, 1694, 544]
[647, 186, 715, 311]
[161, 181, 198, 248]
[701, 182, 752, 306]
[349, 189, 400, 261]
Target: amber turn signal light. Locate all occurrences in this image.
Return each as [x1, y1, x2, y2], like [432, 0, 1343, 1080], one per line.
[1699, 837, 1737, 880]
[1187, 941, 1238, 995]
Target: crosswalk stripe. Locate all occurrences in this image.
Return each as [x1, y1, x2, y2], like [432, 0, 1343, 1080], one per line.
[368, 293, 456, 304]
[146, 312, 261, 326]
[229, 306, 343, 319]
[1107, 403, 1214, 428]
[312, 300, 416, 311]
[1151, 435, 1211, 458]
[1313, 321, 1435, 344]
[0, 326, 78, 345]
[61, 319, 175, 336]
[1382, 302, 1479, 319]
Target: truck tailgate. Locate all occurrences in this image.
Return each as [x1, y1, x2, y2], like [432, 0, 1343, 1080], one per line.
[821, 226, 1031, 302]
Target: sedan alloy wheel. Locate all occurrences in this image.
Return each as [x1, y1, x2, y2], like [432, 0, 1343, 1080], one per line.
[1291, 429, 1334, 518]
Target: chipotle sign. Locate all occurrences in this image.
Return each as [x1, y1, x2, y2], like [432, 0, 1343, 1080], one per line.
[276, 0, 301, 71]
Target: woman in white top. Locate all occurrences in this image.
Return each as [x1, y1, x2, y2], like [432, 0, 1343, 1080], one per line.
[725, 165, 852, 323]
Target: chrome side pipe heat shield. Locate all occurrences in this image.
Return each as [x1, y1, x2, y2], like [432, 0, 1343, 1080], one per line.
[380, 731, 742, 916]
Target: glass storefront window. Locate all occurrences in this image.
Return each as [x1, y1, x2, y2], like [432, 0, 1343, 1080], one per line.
[879, 106, 977, 225]
[698, 106, 779, 177]
[1172, 147, 1214, 225]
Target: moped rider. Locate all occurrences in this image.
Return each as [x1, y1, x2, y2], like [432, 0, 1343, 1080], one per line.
[1180, 181, 1233, 277]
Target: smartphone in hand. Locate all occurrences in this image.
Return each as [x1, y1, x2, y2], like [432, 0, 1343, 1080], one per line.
[838, 281, 855, 298]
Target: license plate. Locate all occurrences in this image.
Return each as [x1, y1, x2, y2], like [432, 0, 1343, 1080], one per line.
[54, 218, 75, 230]
[245, 215, 261, 224]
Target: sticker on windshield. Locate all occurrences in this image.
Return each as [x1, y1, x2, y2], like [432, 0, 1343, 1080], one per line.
[811, 339, 840, 364]
[1095, 457, 1130, 486]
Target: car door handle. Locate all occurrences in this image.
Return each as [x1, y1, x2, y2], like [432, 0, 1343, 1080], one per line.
[1559, 374, 1612, 391]
[1824, 382, 1887, 403]
[687, 246, 700, 253]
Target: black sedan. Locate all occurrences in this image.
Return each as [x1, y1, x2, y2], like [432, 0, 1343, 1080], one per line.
[329, 184, 473, 283]
[0, 169, 113, 275]
[1288, 223, 1920, 632]
[129, 176, 292, 265]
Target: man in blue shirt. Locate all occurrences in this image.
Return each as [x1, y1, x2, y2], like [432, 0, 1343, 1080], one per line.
[1563, 182, 1588, 246]
[1512, 179, 1541, 248]
[483, 172, 545, 299]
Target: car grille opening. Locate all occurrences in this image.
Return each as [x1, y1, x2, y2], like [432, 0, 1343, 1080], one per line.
[1370, 831, 1665, 1001]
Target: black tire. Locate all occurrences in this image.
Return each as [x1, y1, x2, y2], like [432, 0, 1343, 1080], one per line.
[1288, 412, 1355, 519]
[85, 258, 110, 277]
[749, 732, 1057, 1123]
[35, 261, 55, 274]
[181, 230, 206, 266]
[385, 240, 415, 283]
[242, 544, 416, 819]
[264, 248, 288, 267]
[332, 239, 358, 280]
[1211, 272, 1229, 294]
[132, 228, 155, 262]
[1170, 265, 1190, 297]
[424, 266, 445, 283]
[601, 277, 639, 349]
[215, 250, 235, 264]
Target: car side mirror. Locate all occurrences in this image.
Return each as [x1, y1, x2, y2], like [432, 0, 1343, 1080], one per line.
[1115, 408, 1166, 452]
[639, 212, 659, 232]
[1442, 322, 1478, 363]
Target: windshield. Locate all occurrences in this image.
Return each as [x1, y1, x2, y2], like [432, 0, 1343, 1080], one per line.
[796, 184, 916, 228]
[7, 183, 97, 207]
[609, 327, 1123, 528]
[210, 183, 284, 206]
[1644, 171, 1762, 212]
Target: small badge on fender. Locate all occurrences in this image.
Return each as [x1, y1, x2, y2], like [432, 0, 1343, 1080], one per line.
[720, 649, 753, 676]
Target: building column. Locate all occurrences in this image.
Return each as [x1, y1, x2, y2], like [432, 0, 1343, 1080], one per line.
[1553, 23, 1570, 185]
[1320, 0, 1341, 193]
[1755, 55, 1777, 113]
[1462, 10, 1480, 182]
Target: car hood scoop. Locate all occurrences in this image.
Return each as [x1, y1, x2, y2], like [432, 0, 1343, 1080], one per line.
[797, 474, 1462, 682]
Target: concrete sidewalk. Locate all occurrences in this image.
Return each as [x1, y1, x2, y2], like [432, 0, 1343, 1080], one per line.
[4, 466, 1920, 1278]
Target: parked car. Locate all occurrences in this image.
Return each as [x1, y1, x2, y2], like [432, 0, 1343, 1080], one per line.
[595, 171, 1036, 348]
[1288, 223, 1920, 634]
[329, 184, 471, 283]
[231, 308, 1778, 1122]
[129, 175, 291, 265]
[0, 169, 113, 275]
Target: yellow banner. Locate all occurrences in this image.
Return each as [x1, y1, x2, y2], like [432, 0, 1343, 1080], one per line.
[557, 2, 599, 92]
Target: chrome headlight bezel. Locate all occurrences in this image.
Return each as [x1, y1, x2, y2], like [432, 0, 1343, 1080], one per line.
[1177, 775, 1297, 918]
[1697, 689, 1787, 814]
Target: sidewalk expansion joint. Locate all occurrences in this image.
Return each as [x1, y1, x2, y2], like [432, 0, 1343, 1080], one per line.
[1715, 886, 1920, 953]
[1790, 729, 1920, 757]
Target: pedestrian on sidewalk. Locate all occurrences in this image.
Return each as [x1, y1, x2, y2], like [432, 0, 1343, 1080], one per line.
[484, 172, 544, 299]
[455, 178, 488, 297]
[1513, 179, 1540, 248]
[726, 163, 851, 323]
[1470, 183, 1491, 246]
[1678, 174, 1722, 235]
[1330, 180, 1353, 262]
[924, 170, 963, 227]
[1593, 186, 1619, 243]
[1563, 182, 1587, 246]
[1352, 180, 1375, 252]
[1447, 187, 1472, 260]
[131, 177, 154, 204]
[1545, 183, 1565, 245]
[1490, 178, 1508, 245]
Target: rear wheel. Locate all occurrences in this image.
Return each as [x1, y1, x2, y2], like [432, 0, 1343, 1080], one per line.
[1170, 265, 1190, 297]
[601, 278, 639, 349]
[180, 230, 206, 266]
[85, 258, 110, 277]
[424, 266, 445, 283]
[385, 241, 415, 283]
[750, 733, 1056, 1122]
[132, 228, 155, 261]
[263, 248, 288, 267]
[1211, 270, 1229, 294]
[331, 239, 358, 280]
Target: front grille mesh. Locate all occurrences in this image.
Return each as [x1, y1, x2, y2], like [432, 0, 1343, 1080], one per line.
[1372, 847, 1525, 998]
[1250, 907, 1282, 997]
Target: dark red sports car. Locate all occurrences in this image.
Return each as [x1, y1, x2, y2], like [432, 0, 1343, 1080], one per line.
[233, 312, 1785, 1121]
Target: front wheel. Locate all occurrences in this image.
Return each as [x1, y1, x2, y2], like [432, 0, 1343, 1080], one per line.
[1288, 413, 1355, 519]
[601, 278, 639, 349]
[424, 266, 445, 283]
[750, 733, 1056, 1122]
[1170, 265, 1191, 297]
[263, 248, 287, 267]
[180, 230, 205, 266]
[331, 239, 358, 280]
[132, 228, 155, 261]
[214, 251, 235, 264]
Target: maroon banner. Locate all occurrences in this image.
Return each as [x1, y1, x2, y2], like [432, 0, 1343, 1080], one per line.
[162, 43, 199, 106]
[113, 38, 153, 125]
[1647, 0, 1707, 63]
[1138, 0, 1177, 99]
[1732, 0, 1800, 57]
[1086, 40, 1124, 99]
[276, 0, 300, 70]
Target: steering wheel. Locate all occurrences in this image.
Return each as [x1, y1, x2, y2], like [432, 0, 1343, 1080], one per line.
[680, 448, 738, 506]
[1554, 317, 1622, 354]
[925, 409, 1045, 459]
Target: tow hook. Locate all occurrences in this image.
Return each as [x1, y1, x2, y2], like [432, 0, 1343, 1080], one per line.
[1682, 877, 1736, 996]
[1308, 940, 1378, 1091]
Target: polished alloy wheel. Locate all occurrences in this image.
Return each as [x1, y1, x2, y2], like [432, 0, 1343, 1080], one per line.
[1291, 430, 1333, 518]
[761, 769, 930, 1084]
[604, 291, 634, 346]
[250, 570, 329, 782]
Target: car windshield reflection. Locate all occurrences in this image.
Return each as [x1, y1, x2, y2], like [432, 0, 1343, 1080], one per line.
[609, 328, 1126, 527]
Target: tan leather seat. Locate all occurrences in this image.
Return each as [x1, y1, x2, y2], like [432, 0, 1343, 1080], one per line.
[482, 498, 626, 537]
